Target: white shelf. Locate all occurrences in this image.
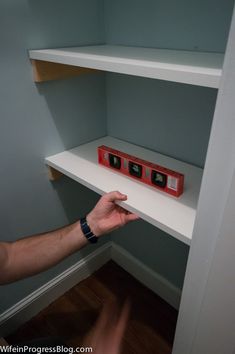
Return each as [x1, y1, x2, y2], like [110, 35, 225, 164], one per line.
[29, 45, 223, 88]
[45, 136, 203, 245]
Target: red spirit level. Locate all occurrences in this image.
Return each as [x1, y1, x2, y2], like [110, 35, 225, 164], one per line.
[98, 145, 184, 197]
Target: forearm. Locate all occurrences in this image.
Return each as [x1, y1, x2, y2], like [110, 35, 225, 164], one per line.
[0, 221, 88, 284]
[0, 191, 138, 285]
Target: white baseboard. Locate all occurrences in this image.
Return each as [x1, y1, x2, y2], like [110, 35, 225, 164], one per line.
[111, 243, 181, 309]
[0, 241, 181, 337]
[0, 242, 111, 337]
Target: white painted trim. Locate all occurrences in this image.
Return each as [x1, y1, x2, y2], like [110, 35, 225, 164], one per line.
[0, 242, 111, 337]
[111, 243, 181, 309]
[172, 7, 235, 354]
[0, 241, 181, 337]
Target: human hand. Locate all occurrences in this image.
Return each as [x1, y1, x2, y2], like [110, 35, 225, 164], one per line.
[83, 300, 130, 354]
[87, 191, 139, 237]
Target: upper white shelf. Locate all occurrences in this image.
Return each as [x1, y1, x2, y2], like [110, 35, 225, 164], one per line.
[45, 136, 203, 245]
[29, 45, 223, 88]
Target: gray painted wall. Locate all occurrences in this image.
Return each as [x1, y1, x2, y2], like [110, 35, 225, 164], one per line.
[105, 0, 233, 292]
[112, 221, 189, 289]
[107, 74, 216, 289]
[104, 0, 234, 52]
[106, 74, 217, 168]
[0, 0, 107, 313]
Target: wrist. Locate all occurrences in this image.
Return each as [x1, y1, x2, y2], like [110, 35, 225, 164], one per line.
[75, 220, 88, 244]
[80, 216, 99, 244]
[86, 213, 101, 237]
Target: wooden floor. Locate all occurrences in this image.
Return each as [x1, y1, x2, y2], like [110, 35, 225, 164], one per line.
[6, 261, 178, 354]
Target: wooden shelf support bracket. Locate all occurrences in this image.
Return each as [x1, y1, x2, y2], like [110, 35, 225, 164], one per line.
[31, 59, 98, 82]
[47, 166, 63, 181]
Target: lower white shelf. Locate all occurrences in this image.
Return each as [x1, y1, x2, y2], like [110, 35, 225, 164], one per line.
[45, 136, 203, 245]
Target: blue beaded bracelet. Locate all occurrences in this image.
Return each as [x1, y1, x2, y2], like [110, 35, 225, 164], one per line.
[80, 217, 98, 244]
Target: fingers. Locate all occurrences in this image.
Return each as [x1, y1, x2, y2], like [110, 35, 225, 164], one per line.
[87, 300, 129, 352]
[104, 191, 127, 203]
[104, 191, 140, 220]
[125, 213, 140, 222]
[91, 300, 130, 353]
[112, 300, 130, 348]
[88, 301, 116, 348]
[116, 204, 140, 223]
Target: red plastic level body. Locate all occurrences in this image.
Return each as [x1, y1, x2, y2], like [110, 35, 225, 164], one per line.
[98, 145, 184, 197]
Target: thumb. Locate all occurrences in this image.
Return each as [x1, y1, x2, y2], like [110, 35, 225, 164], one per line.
[104, 191, 127, 203]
